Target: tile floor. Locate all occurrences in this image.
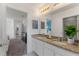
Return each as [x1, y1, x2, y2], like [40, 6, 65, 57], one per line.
[7, 39, 26, 56]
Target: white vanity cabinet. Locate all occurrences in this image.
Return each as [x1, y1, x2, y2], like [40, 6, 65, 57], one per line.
[32, 38, 79, 56]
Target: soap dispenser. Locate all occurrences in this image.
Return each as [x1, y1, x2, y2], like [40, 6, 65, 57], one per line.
[47, 28, 52, 39]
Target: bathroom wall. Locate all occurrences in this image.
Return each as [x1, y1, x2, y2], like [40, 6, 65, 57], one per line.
[0, 4, 7, 44]
[6, 18, 15, 39]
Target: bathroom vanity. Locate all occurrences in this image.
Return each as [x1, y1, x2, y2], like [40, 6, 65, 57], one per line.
[32, 34, 79, 56]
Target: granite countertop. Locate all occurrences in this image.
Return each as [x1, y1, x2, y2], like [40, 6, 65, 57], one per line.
[32, 34, 79, 54]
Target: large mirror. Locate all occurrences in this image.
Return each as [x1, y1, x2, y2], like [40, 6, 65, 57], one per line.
[63, 15, 79, 40]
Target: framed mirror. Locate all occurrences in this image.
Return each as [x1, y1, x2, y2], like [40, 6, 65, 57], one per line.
[41, 21, 45, 29]
[32, 20, 38, 29]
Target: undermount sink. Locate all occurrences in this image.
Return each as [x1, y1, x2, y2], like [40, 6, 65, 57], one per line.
[52, 41, 67, 46]
[37, 36, 47, 39]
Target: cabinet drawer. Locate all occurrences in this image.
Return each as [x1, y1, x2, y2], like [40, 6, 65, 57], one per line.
[32, 39, 44, 56]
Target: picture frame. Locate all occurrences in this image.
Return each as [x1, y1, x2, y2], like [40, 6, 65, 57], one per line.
[32, 20, 38, 29]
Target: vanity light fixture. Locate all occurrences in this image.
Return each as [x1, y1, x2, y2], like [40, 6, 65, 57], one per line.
[40, 4, 50, 13]
[39, 3, 59, 14]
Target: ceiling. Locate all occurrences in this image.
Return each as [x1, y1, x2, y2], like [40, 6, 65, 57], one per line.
[6, 3, 74, 22]
[6, 3, 44, 13]
[6, 3, 73, 17]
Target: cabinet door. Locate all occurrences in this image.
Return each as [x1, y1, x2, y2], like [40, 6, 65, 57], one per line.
[32, 38, 37, 52]
[32, 38, 40, 55]
[50, 45, 55, 56]
[44, 47, 51, 56]
[36, 39, 44, 56]
[54, 46, 79, 56]
[44, 42, 54, 56]
[32, 39, 44, 56]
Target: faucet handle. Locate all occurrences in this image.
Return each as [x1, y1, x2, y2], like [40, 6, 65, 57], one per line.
[58, 37, 64, 42]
